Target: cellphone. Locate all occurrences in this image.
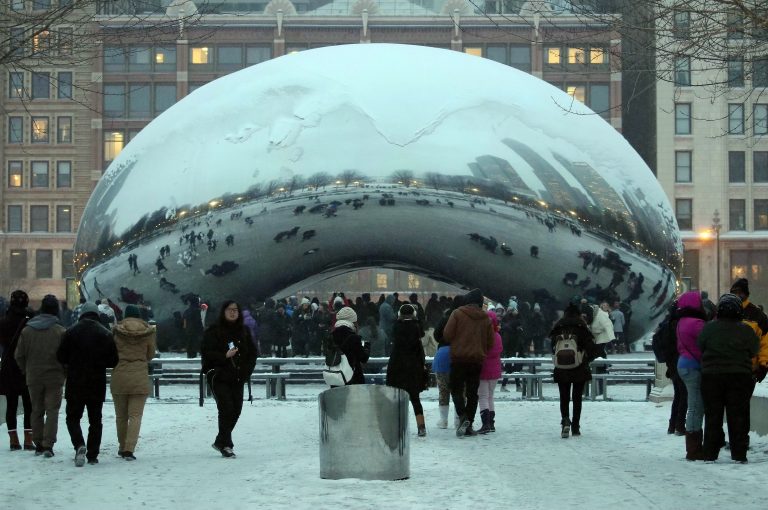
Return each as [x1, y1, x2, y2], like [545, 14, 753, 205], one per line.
[228, 341, 235, 350]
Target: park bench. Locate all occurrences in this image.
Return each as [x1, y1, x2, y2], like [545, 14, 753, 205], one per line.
[589, 373, 655, 401]
[501, 372, 547, 400]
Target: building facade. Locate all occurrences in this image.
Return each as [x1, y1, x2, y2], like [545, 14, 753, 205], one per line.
[656, 5, 768, 304]
[1, 0, 622, 304]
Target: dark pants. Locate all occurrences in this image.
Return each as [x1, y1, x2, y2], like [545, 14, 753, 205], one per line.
[701, 372, 753, 461]
[450, 362, 482, 423]
[210, 377, 244, 448]
[557, 381, 586, 426]
[186, 333, 202, 358]
[65, 399, 104, 460]
[408, 391, 423, 417]
[669, 372, 687, 431]
[4, 388, 32, 430]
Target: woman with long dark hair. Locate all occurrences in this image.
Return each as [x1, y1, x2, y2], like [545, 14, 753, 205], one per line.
[201, 300, 258, 458]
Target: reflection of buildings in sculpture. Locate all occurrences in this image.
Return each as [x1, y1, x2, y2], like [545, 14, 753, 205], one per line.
[467, 155, 535, 198]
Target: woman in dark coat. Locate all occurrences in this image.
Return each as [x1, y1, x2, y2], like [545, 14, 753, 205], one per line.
[549, 303, 598, 438]
[330, 307, 370, 384]
[0, 290, 34, 450]
[386, 304, 428, 437]
[201, 300, 258, 458]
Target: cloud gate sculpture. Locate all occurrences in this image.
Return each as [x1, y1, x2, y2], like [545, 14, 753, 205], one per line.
[75, 44, 682, 342]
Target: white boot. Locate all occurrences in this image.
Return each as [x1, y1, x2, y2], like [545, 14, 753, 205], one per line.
[437, 406, 449, 429]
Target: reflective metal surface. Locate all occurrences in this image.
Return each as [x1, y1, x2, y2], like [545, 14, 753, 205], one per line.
[75, 44, 682, 340]
[318, 384, 410, 480]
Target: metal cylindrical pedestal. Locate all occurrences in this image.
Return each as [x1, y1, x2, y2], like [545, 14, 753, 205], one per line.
[319, 384, 409, 480]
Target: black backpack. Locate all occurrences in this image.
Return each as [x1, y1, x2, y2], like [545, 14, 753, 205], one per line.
[651, 314, 678, 364]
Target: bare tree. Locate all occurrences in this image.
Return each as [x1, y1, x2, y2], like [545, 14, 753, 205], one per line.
[306, 171, 332, 190]
[337, 169, 363, 187]
[425, 172, 443, 190]
[391, 170, 415, 187]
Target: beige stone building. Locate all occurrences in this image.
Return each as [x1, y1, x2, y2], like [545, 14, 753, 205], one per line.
[1, 0, 622, 305]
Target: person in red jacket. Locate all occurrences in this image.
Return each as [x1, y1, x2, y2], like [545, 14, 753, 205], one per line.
[443, 288, 494, 438]
[477, 310, 503, 434]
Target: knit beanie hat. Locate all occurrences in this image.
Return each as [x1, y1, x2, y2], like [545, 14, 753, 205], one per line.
[464, 288, 483, 306]
[301, 297, 310, 305]
[9, 289, 29, 309]
[125, 304, 141, 319]
[730, 278, 749, 296]
[717, 293, 743, 320]
[334, 306, 357, 331]
[40, 294, 59, 315]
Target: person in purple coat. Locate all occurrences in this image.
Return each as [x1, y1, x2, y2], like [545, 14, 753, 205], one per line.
[478, 310, 503, 434]
[675, 291, 708, 460]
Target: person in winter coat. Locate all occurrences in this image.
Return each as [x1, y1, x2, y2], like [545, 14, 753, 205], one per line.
[589, 302, 614, 396]
[358, 317, 386, 358]
[291, 299, 315, 357]
[698, 293, 760, 463]
[549, 303, 598, 438]
[378, 295, 396, 355]
[477, 310, 503, 434]
[257, 299, 278, 357]
[432, 295, 463, 429]
[201, 300, 258, 458]
[273, 305, 291, 357]
[386, 304, 428, 437]
[728, 279, 768, 390]
[674, 291, 708, 461]
[242, 308, 259, 352]
[659, 299, 687, 436]
[443, 289, 494, 437]
[0, 290, 34, 450]
[330, 307, 370, 385]
[111, 304, 156, 461]
[425, 293, 444, 330]
[14, 295, 67, 457]
[57, 303, 119, 466]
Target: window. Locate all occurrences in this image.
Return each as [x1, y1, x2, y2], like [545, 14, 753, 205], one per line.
[729, 151, 745, 182]
[31, 72, 50, 99]
[32, 30, 52, 57]
[566, 85, 586, 103]
[56, 161, 71, 188]
[8, 161, 23, 188]
[589, 84, 610, 119]
[407, 274, 420, 289]
[62, 249, 74, 278]
[546, 47, 561, 65]
[103, 84, 125, 118]
[10, 28, 24, 57]
[728, 103, 744, 134]
[486, 45, 506, 65]
[36, 250, 53, 279]
[673, 11, 691, 39]
[7, 205, 22, 232]
[376, 273, 388, 288]
[246, 46, 271, 66]
[31, 116, 49, 143]
[217, 46, 243, 70]
[674, 57, 691, 86]
[154, 47, 176, 71]
[190, 46, 211, 65]
[9, 72, 24, 98]
[33, 0, 51, 9]
[104, 46, 127, 72]
[755, 58, 768, 87]
[729, 199, 746, 230]
[57, 72, 72, 99]
[675, 103, 691, 134]
[9, 250, 27, 278]
[675, 151, 692, 182]
[755, 152, 768, 182]
[727, 10, 745, 39]
[154, 84, 176, 115]
[464, 47, 482, 57]
[8, 116, 23, 144]
[57, 116, 71, 143]
[128, 46, 151, 72]
[755, 104, 768, 135]
[56, 205, 71, 232]
[728, 58, 744, 87]
[30, 205, 48, 232]
[675, 198, 692, 230]
[11, 0, 24, 10]
[59, 27, 73, 56]
[509, 45, 531, 72]
[589, 47, 607, 65]
[104, 131, 124, 167]
[31, 161, 49, 188]
[128, 83, 150, 117]
[568, 47, 586, 65]
[755, 200, 768, 230]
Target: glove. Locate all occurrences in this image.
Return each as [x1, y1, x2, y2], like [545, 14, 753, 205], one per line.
[755, 365, 768, 383]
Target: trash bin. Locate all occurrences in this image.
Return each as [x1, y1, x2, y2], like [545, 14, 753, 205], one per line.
[319, 384, 409, 480]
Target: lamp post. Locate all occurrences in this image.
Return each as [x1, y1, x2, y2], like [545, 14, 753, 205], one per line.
[712, 210, 721, 297]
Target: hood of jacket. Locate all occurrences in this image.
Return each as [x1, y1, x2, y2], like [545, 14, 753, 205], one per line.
[677, 291, 702, 313]
[26, 313, 59, 330]
[114, 317, 154, 342]
[456, 304, 489, 321]
[385, 295, 395, 306]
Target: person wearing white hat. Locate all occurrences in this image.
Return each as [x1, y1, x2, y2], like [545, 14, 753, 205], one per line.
[330, 307, 370, 384]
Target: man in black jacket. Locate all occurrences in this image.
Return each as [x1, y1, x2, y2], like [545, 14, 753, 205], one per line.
[56, 303, 119, 466]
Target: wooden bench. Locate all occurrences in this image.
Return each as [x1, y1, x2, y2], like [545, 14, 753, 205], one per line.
[590, 373, 655, 401]
[501, 372, 547, 400]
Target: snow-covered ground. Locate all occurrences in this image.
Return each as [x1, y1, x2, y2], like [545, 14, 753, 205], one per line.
[3, 383, 766, 510]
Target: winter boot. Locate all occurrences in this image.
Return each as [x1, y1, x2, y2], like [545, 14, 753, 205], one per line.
[571, 422, 581, 436]
[416, 414, 427, 437]
[561, 418, 571, 439]
[685, 430, 703, 461]
[478, 410, 492, 434]
[8, 430, 21, 451]
[464, 423, 478, 436]
[490, 411, 496, 432]
[23, 430, 34, 450]
[456, 416, 470, 438]
[437, 406, 449, 429]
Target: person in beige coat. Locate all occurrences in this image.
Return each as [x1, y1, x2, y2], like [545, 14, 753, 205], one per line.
[14, 295, 66, 457]
[110, 305, 156, 461]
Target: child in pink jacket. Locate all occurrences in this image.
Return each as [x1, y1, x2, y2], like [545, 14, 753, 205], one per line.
[478, 310, 503, 434]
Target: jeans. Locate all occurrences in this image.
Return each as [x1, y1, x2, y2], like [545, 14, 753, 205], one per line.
[669, 372, 687, 431]
[678, 367, 703, 432]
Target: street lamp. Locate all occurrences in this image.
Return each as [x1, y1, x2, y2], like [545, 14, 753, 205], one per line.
[712, 210, 722, 297]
